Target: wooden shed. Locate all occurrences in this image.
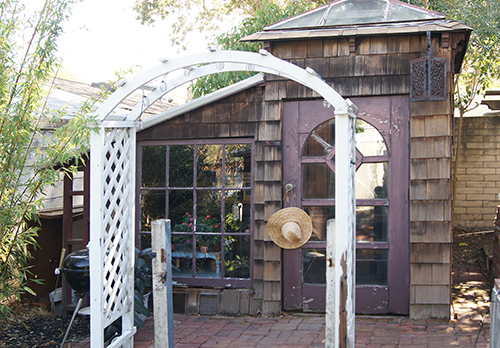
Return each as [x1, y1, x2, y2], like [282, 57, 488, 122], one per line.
[136, 0, 470, 319]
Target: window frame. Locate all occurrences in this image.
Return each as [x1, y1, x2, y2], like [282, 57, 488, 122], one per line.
[136, 138, 254, 288]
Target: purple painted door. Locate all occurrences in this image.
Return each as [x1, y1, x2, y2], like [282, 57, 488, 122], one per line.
[282, 97, 409, 315]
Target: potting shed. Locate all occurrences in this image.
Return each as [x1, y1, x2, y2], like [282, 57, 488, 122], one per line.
[135, 0, 470, 319]
[87, 0, 471, 345]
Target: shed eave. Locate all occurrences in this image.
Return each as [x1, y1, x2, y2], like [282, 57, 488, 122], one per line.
[241, 20, 471, 42]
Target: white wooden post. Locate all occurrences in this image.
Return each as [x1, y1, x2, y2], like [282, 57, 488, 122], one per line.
[151, 219, 175, 348]
[89, 127, 105, 347]
[326, 108, 357, 348]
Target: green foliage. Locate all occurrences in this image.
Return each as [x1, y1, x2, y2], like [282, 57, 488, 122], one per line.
[411, 0, 500, 115]
[134, 0, 325, 49]
[189, 1, 320, 98]
[0, 0, 100, 318]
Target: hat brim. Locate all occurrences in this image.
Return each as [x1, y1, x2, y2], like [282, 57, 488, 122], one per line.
[266, 207, 313, 249]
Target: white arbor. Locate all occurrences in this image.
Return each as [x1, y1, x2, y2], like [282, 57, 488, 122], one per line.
[89, 49, 357, 347]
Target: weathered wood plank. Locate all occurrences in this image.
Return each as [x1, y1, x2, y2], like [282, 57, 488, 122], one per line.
[410, 304, 450, 319]
[231, 102, 259, 122]
[219, 289, 240, 315]
[264, 261, 281, 281]
[359, 76, 382, 95]
[263, 280, 282, 301]
[253, 279, 264, 299]
[338, 38, 350, 56]
[411, 285, 450, 304]
[264, 241, 281, 262]
[262, 300, 281, 316]
[254, 161, 281, 181]
[306, 57, 330, 78]
[240, 290, 251, 315]
[381, 74, 410, 95]
[264, 202, 282, 222]
[410, 100, 450, 117]
[386, 53, 420, 75]
[291, 40, 308, 59]
[308, 39, 324, 58]
[424, 115, 451, 137]
[254, 218, 266, 239]
[410, 158, 451, 180]
[410, 243, 451, 263]
[264, 81, 280, 101]
[330, 56, 355, 77]
[370, 36, 388, 54]
[411, 117, 425, 138]
[255, 143, 282, 161]
[263, 101, 282, 121]
[324, 38, 338, 57]
[356, 37, 370, 55]
[410, 179, 450, 200]
[388, 35, 410, 53]
[257, 122, 281, 141]
[362, 55, 388, 76]
[411, 137, 451, 159]
[410, 200, 452, 222]
[410, 263, 451, 285]
[410, 222, 452, 244]
[272, 41, 292, 59]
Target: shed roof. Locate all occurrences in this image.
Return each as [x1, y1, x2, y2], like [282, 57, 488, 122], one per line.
[241, 0, 471, 42]
[266, 0, 445, 30]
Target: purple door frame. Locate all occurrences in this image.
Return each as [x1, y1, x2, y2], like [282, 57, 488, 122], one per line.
[282, 97, 409, 315]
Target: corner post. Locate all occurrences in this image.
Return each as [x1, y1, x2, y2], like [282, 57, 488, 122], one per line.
[151, 219, 175, 347]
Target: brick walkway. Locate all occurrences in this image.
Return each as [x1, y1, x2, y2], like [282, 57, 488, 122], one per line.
[67, 261, 491, 347]
[68, 291, 490, 348]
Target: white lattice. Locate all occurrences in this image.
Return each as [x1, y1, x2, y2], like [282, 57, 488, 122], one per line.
[101, 127, 135, 326]
[90, 125, 136, 348]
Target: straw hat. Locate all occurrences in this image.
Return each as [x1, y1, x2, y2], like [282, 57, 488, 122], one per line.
[266, 207, 313, 249]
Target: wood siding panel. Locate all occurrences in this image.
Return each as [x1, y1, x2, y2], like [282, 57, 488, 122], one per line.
[410, 263, 451, 285]
[410, 180, 450, 200]
[370, 36, 388, 54]
[388, 35, 410, 53]
[264, 242, 281, 262]
[410, 221, 452, 243]
[307, 39, 324, 58]
[306, 58, 330, 78]
[264, 281, 282, 301]
[219, 290, 240, 315]
[410, 304, 450, 320]
[410, 243, 450, 263]
[411, 285, 450, 304]
[254, 219, 269, 240]
[324, 38, 338, 57]
[264, 261, 281, 281]
[257, 122, 281, 141]
[410, 201, 451, 222]
[411, 137, 451, 159]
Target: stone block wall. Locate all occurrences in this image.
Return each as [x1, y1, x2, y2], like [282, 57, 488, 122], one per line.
[454, 116, 500, 230]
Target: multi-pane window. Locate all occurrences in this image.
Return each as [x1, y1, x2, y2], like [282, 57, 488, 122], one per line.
[139, 140, 253, 287]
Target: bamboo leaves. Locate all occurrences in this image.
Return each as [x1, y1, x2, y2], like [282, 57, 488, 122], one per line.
[0, 0, 99, 318]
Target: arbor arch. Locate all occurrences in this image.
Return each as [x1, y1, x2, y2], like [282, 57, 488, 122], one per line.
[89, 49, 357, 347]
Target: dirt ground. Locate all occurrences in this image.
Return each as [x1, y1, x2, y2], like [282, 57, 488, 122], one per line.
[0, 228, 496, 347]
[452, 228, 495, 287]
[0, 301, 89, 347]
